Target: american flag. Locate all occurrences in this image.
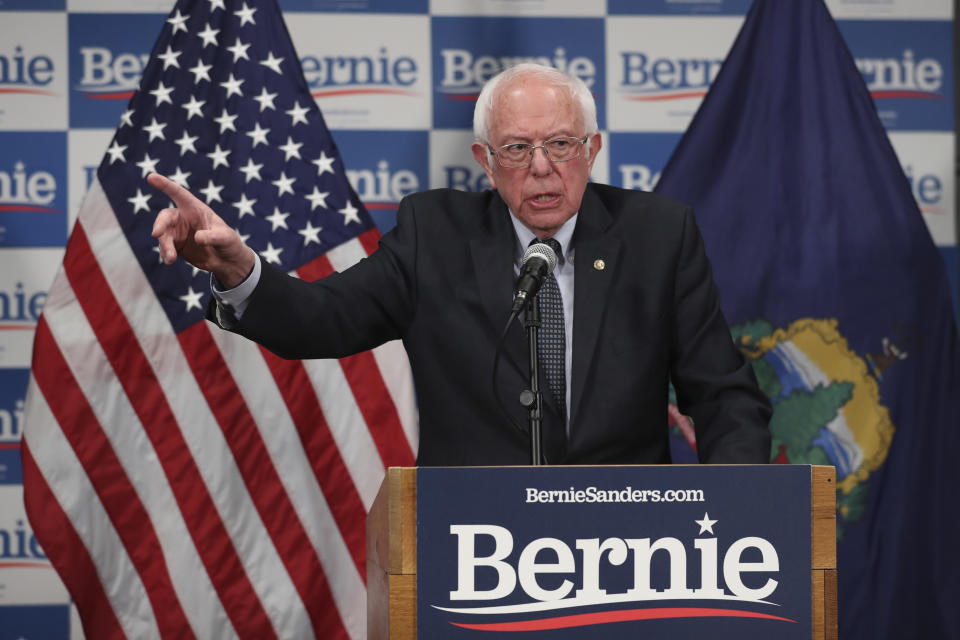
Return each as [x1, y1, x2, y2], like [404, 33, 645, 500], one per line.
[21, 0, 417, 637]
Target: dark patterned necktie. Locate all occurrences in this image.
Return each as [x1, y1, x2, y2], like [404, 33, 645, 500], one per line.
[536, 238, 566, 422]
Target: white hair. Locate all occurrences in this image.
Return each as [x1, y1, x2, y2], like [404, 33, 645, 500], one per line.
[472, 63, 599, 146]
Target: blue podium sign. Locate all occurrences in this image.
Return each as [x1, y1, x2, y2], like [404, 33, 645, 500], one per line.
[417, 465, 812, 638]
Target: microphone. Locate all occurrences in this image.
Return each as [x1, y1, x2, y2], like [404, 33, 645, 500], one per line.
[511, 241, 559, 313]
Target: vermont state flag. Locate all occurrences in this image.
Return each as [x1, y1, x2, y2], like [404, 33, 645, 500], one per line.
[655, 0, 960, 638]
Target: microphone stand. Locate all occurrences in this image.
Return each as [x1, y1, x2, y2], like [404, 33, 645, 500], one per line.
[520, 293, 544, 465]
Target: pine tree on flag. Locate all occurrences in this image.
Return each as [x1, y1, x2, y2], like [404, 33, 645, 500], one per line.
[22, 1, 417, 638]
[656, 1, 960, 638]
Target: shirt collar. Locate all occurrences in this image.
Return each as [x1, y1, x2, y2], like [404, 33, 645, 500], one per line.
[509, 211, 578, 267]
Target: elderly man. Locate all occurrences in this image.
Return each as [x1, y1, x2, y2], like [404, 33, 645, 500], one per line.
[149, 63, 771, 466]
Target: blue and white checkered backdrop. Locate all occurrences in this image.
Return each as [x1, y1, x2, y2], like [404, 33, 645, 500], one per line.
[1, 0, 955, 636]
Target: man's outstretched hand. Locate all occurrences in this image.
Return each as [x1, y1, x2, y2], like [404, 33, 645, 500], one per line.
[148, 172, 256, 288]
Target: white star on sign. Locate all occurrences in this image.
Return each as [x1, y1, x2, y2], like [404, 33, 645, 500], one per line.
[189, 60, 212, 84]
[157, 45, 181, 70]
[259, 51, 284, 74]
[265, 207, 290, 231]
[695, 513, 718, 535]
[214, 108, 238, 133]
[233, 193, 257, 218]
[312, 151, 335, 176]
[135, 153, 159, 178]
[179, 286, 204, 312]
[235, 2, 257, 26]
[239, 158, 263, 183]
[226, 38, 250, 62]
[174, 131, 199, 155]
[127, 188, 151, 214]
[271, 172, 295, 197]
[149, 82, 174, 106]
[200, 180, 224, 204]
[252, 87, 277, 112]
[304, 187, 329, 210]
[298, 220, 322, 246]
[246, 122, 270, 147]
[338, 201, 361, 225]
[106, 140, 127, 164]
[220, 73, 244, 98]
[143, 117, 166, 142]
[206, 144, 231, 169]
[167, 9, 189, 34]
[286, 101, 310, 126]
[278, 136, 302, 161]
[259, 242, 283, 265]
[197, 23, 219, 47]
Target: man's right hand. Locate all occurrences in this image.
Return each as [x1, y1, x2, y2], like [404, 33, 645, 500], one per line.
[148, 172, 257, 289]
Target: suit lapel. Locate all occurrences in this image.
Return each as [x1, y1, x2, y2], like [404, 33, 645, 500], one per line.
[570, 186, 621, 427]
[470, 195, 527, 378]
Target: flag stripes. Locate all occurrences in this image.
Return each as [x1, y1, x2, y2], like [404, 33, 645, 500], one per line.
[25, 174, 411, 637]
[23, 1, 418, 635]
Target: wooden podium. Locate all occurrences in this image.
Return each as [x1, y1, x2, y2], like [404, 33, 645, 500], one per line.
[367, 466, 837, 639]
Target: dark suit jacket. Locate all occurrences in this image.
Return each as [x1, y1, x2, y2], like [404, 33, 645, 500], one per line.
[222, 184, 771, 466]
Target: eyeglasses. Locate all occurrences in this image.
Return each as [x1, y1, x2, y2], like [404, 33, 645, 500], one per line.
[488, 135, 589, 169]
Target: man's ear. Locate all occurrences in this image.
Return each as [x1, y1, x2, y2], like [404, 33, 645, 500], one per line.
[471, 142, 497, 190]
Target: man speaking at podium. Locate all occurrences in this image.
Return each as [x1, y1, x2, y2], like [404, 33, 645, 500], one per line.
[149, 63, 771, 467]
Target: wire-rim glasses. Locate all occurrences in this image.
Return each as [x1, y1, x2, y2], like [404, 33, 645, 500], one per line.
[489, 135, 589, 168]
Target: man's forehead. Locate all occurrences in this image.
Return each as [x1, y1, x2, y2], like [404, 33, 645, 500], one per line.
[489, 80, 582, 140]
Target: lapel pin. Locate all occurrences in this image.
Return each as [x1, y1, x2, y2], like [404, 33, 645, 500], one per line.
[593, 259, 605, 271]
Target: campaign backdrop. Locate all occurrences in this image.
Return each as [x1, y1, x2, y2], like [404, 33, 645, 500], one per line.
[0, 0, 955, 638]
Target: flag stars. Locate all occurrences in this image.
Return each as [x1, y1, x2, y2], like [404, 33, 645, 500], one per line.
[149, 82, 174, 106]
[260, 51, 284, 74]
[220, 73, 244, 98]
[226, 38, 250, 62]
[339, 201, 361, 225]
[253, 87, 277, 112]
[239, 158, 263, 183]
[259, 242, 283, 265]
[246, 122, 270, 147]
[119, 109, 134, 127]
[182, 95, 205, 120]
[208, 0, 226, 11]
[214, 108, 238, 133]
[128, 188, 152, 214]
[169, 167, 192, 188]
[235, 2, 257, 26]
[167, 9, 189, 34]
[265, 207, 290, 231]
[286, 101, 310, 126]
[271, 171, 295, 197]
[179, 287, 204, 312]
[136, 153, 159, 178]
[695, 513, 718, 535]
[157, 45, 181, 70]
[298, 221, 322, 246]
[312, 151, 335, 176]
[279, 136, 302, 161]
[197, 22, 219, 48]
[143, 117, 166, 142]
[174, 131, 199, 155]
[189, 60, 213, 84]
[106, 140, 127, 164]
[206, 144, 231, 169]
[200, 180, 224, 204]
[233, 193, 257, 218]
[304, 187, 329, 210]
